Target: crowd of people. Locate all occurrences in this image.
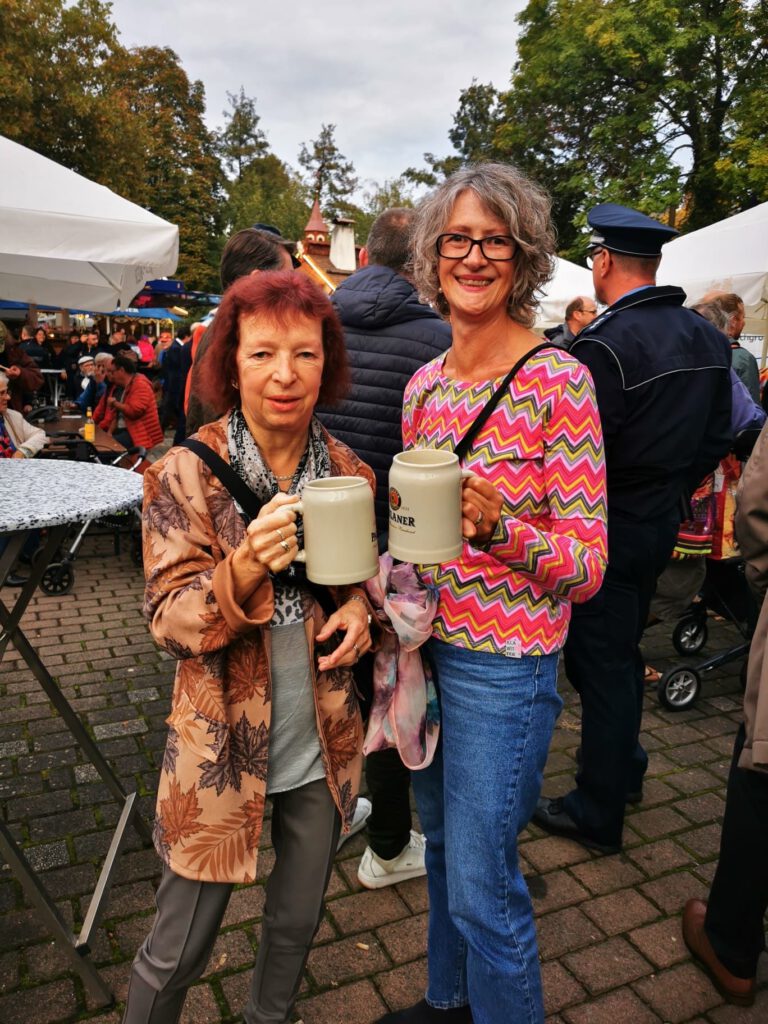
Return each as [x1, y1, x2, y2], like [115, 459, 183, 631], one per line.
[3, 161, 768, 1024]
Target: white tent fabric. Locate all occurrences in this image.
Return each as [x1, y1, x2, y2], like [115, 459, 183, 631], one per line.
[536, 257, 594, 329]
[657, 202, 768, 309]
[0, 136, 179, 312]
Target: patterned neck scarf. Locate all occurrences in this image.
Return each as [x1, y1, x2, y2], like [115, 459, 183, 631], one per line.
[0, 415, 16, 459]
[227, 408, 330, 625]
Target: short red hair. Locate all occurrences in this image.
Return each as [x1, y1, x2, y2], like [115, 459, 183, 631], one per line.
[199, 270, 350, 415]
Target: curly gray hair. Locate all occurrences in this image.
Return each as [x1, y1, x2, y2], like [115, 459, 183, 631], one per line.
[411, 163, 556, 328]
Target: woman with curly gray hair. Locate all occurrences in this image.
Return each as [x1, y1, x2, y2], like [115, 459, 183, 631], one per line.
[377, 164, 608, 1024]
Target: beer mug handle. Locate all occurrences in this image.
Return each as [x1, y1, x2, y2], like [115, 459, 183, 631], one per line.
[461, 469, 478, 480]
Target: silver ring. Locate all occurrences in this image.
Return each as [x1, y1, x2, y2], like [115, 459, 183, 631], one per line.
[276, 527, 285, 542]
[352, 642, 359, 661]
[280, 539, 289, 553]
[474, 511, 484, 526]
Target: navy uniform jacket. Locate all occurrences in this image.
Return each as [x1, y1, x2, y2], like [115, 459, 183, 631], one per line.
[570, 286, 732, 521]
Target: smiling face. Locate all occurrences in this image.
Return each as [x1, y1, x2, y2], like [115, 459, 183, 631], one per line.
[437, 190, 516, 322]
[235, 312, 325, 444]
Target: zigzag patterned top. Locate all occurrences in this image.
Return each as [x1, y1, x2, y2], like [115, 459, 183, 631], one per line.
[403, 347, 608, 656]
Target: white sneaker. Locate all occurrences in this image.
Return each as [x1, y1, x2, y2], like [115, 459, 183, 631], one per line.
[337, 796, 372, 851]
[357, 830, 427, 889]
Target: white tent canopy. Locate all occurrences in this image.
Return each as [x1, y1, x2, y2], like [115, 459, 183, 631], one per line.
[0, 136, 179, 312]
[657, 202, 768, 358]
[536, 257, 594, 329]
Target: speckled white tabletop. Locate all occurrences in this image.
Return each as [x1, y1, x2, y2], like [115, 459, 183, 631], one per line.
[0, 461, 143, 532]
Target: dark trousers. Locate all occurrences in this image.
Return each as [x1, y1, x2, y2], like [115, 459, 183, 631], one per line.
[122, 779, 340, 1024]
[705, 724, 768, 978]
[563, 513, 679, 846]
[365, 747, 413, 860]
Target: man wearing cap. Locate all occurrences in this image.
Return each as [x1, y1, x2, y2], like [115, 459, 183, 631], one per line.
[534, 203, 732, 854]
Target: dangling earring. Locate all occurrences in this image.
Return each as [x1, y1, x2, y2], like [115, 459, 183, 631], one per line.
[231, 380, 239, 390]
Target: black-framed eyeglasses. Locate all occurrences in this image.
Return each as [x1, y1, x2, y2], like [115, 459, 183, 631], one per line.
[585, 247, 606, 270]
[436, 233, 517, 261]
[580, 306, 598, 315]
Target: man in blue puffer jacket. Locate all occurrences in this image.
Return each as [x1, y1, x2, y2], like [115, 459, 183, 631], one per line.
[317, 208, 451, 889]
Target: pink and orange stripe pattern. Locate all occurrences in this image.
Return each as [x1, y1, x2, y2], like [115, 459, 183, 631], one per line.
[402, 348, 608, 656]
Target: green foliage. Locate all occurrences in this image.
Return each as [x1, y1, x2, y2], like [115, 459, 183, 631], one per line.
[216, 87, 268, 180]
[298, 124, 359, 217]
[223, 154, 310, 241]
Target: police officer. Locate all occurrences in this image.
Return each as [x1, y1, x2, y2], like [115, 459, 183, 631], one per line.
[534, 203, 732, 854]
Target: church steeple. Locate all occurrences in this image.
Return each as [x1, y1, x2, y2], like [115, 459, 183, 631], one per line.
[304, 199, 329, 243]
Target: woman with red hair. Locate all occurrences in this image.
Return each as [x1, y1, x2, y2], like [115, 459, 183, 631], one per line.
[125, 271, 376, 1024]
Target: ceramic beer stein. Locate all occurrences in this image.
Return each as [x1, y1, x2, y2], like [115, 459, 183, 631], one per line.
[388, 449, 473, 563]
[293, 476, 379, 584]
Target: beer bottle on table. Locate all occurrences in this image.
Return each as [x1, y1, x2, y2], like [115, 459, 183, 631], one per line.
[84, 407, 96, 442]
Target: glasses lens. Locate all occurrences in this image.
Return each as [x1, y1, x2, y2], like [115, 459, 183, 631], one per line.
[480, 235, 516, 260]
[437, 234, 516, 260]
[438, 234, 471, 258]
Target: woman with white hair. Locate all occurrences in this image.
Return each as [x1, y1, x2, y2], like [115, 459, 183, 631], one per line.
[0, 371, 46, 459]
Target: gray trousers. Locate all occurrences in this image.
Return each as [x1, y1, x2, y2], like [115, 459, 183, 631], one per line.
[122, 779, 341, 1024]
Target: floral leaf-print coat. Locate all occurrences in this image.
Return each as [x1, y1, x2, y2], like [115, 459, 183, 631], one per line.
[142, 417, 373, 883]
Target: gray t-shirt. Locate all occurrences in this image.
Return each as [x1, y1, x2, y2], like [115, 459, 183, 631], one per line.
[266, 621, 325, 795]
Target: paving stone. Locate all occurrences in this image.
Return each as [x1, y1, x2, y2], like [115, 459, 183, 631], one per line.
[562, 936, 652, 994]
[569, 856, 645, 896]
[0, 978, 78, 1023]
[708, 987, 768, 1022]
[527, 870, 590, 915]
[676, 792, 727, 823]
[679, 823, 724, 860]
[330, 888, 410, 936]
[376, 912, 428, 964]
[178, 982, 222, 1023]
[24, 840, 70, 873]
[0, 740, 29, 758]
[126, 686, 160, 704]
[308, 931, 390, 986]
[561, 986, 662, 1023]
[627, 806, 692, 840]
[221, 885, 265, 927]
[582, 889, 659, 936]
[200, 927, 255, 978]
[296, 977, 387, 1023]
[640, 871, 708, 914]
[626, 838, 693, 877]
[628, 916, 690, 969]
[537, 906, 604, 961]
[541, 960, 587, 1015]
[632, 961, 721, 1022]
[521, 836, 592, 873]
[92, 719, 148, 740]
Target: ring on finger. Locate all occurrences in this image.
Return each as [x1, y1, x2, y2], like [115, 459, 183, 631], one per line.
[276, 527, 285, 542]
[280, 539, 289, 553]
[352, 642, 359, 661]
[474, 510, 484, 526]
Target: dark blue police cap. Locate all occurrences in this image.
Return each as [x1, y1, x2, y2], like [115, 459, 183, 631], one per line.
[587, 203, 678, 257]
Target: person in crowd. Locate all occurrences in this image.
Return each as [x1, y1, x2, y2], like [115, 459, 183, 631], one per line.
[0, 321, 43, 412]
[682, 416, 768, 1007]
[700, 291, 759, 403]
[123, 270, 375, 1024]
[136, 335, 156, 366]
[167, 324, 192, 445]
[543, 295, 599, 349]
[185, 225, 296, 436]
[19, 325, 49, 368]
[378, 164, 608, 1024]
[74, 353, 109, 414]
[94, 355, 122, 433]
[158, 329, 185, 431]
[109, 326, 133, 356]
[317, 207, 452, 890]
[534, 204, 732, 856]
[105, 353, 163, 453]
[0, 370, 46, 587]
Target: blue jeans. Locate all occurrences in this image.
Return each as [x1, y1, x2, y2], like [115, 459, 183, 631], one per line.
[412, 639, 561, 1024]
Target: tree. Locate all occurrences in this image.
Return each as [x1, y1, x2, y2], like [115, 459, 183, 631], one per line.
[298, 124, 359, 216]
[352, 176, 416, 242]
[216, 87, 268, 180]
[492, 0, 768, 252]
[118, 46, 224, 291]
[0, 0, 128, 190]
[223, 153, 310, 241]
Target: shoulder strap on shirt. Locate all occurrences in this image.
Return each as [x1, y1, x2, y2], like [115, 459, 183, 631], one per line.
[453, 342, 552, 462]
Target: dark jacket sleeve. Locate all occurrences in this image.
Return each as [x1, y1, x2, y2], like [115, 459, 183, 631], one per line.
[686, 370, 732, 495]
[10, 345, 44, 396]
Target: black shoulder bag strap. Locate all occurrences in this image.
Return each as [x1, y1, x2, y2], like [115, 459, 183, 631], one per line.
[452, 342, 552, 462]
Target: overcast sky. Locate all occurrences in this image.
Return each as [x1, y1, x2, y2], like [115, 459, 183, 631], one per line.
[109, 0, 526, 194]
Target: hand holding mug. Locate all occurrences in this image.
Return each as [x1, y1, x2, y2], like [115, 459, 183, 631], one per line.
[461, 475, 502, 546]
[243, 493, 300, 574]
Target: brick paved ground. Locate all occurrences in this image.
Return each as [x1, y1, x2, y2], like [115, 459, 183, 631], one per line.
[1, 531, 765, 1023]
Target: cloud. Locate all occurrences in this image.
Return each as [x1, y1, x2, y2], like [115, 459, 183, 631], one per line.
[110, 0, 524, 186]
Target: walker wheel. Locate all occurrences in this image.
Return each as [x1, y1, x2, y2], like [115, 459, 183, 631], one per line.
[672, 615, 708, 655]
[658, 666, 701, 711]
[40, 563, 74, 596]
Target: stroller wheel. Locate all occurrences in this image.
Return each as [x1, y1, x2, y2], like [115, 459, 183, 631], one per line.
[658, 667, 701, 711]
[672, 615, 708, 655]
[40, 563, 74, 596]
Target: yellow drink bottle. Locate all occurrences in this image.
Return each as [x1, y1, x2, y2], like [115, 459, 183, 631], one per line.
[84, 407, 96, 443]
